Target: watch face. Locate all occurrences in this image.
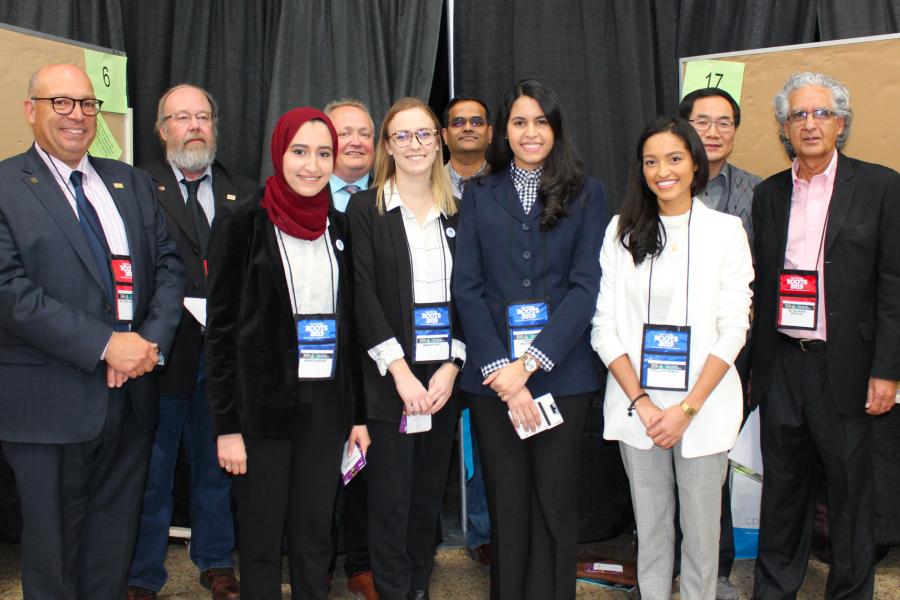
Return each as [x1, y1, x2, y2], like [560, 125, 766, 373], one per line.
[524, 356, 538, 372]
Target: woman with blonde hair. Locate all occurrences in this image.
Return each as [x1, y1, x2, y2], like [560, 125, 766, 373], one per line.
[346, 97, 464, 600]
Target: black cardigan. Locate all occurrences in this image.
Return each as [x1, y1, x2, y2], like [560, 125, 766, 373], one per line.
[205, 192, 363, 439]
[346, 187, 463, 423]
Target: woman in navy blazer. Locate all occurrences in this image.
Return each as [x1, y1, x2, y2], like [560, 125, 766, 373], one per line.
[452, 79, 608, 600]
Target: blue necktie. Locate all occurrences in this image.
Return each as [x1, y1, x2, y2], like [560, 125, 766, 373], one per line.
[70, 170, 114, 302]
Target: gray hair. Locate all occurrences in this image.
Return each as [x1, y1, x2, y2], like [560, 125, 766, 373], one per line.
[774, 72, 852, 159]
[154, 84, 218, 140]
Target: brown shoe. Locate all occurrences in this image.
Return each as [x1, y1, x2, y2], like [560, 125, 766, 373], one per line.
[468, 543, 491, 567]
[200, 568, 240, 600]
[127, 586, 158, 600]
[347, 570, 379, 600]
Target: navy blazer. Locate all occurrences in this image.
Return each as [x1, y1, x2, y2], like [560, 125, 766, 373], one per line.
[453, 170, 608, 398]
[0, 146, 184, 443]
[751, 153, 900, 415]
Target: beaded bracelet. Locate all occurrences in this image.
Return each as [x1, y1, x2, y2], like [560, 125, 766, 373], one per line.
[627, 392, 650, 417]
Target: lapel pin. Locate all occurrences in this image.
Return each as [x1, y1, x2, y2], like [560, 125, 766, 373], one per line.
[113, 182, 125, 189]
[158, 185, 166, 192]
[335, 239, 345, 251]
[30, 177, 39, 184]
[226, 194, 237, 201]
[445, 226, 456, 238]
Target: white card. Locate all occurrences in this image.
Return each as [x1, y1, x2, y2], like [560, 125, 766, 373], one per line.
[509, 393, 564, 439]
[399, 413, 432, 434]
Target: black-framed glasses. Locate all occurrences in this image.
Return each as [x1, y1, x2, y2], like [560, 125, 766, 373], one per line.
[449, 116, 487, 129]
[688, 118, 735, 132]
[163, 111, 213, 125]
[788, 108, 836, 124]
[31, 97, 103, 116]
[389, 128, 439, 147]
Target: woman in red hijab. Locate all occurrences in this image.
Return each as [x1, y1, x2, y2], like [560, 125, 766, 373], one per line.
[206, 107, 369, 600]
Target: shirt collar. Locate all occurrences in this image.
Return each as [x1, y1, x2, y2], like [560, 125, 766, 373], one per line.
[383, 180, 444, 222]
[791, 149, 839, 186]
[34, 142, 90, 183]
[170, 162, 213, 186]
[509, 161, 543, 184]
[447, 160, 488, 182]
[330, 173, 370, 194]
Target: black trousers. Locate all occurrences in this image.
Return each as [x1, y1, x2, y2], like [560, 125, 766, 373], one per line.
[753, 338, 874, 600]
[2, 390, 152, 600]
[232, 397, 345, 600]
[366, 398, 459, 600]
[470, 392, 592, 600]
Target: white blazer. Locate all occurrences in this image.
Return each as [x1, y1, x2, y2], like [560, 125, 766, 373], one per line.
[591, 200, 753, 458]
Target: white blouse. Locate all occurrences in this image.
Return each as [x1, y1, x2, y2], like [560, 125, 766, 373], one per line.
[274, 222, 338, 315]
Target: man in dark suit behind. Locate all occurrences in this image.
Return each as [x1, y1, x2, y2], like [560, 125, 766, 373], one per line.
[0, 64, 183, 599]
[751, 72, 900, 600]
[127, 84, 257, 600]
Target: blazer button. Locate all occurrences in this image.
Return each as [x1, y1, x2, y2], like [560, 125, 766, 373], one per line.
[522, 250, 531, 260]
[522, 278, 531, 288]
[192, 248, 201, 256]
[104, 304, 113, 313]
[522, 222, 530, 231]
[193, 282, 201, 290]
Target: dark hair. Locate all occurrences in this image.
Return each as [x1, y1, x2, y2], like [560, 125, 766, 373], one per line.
[486, 79, 584, 230]
[617, 117, 709, 265]
[443, 95, 491, 126]
[677, 87, 741, 127]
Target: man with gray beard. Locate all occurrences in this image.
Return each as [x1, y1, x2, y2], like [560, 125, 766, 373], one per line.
[127, 84, 257, 600]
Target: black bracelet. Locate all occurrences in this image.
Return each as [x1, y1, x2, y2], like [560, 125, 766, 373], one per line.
[627, 392, 650, 417]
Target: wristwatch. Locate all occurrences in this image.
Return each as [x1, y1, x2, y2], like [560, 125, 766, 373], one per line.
[680, 402, 697, 418]
[521, 353, 539, 373]
[449, 356, 465, 370]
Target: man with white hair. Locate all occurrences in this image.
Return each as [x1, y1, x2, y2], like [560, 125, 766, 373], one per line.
[751, 72, 900, 599]
[127, 84, 256, 600]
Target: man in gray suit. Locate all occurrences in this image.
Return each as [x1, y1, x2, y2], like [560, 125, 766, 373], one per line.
[0, 63, 183, 599]
[677, 87, 761, 600]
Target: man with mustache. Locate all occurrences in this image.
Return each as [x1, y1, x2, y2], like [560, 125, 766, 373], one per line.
[127, 84, 256, 600]
[442, 96, 493, 199]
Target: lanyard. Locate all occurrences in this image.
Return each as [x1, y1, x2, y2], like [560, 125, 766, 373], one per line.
[646, 204, 692, 326]
[277, 228, 336, 315]
[402, 210, 450, 304]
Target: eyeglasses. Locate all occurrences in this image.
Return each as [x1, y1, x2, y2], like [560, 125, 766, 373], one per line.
[31, 97, 103, 116]
[788, 108, 836, 124]
[449, 116, 487, 129]
[163, 111, 214, 125]
[389, 128, 439, 147]
[688, 118, 735, 132]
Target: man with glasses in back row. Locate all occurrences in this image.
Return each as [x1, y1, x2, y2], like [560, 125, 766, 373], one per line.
[0, 63, 183, 600]
[751, 72, 900, 599]
[676, 87, 761, 600]
[442, 96, 493, 199]
[127, 84, 257, 600]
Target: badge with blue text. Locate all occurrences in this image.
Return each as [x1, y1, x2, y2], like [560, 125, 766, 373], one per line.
[640, 324, 691, 391]
[507, 299, 549, 360]
[412, 302, 451, 363]
[296, 314, 337, 380]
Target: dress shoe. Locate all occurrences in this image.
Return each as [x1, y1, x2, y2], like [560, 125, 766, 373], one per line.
[200, 567, 241, 600]
[347, 570, 379, 600]
[468, 543, 491, 567]
[127, 586, 158, 600]
[408, 590, 429, 600]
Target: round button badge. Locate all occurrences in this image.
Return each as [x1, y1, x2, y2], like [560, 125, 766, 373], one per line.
[335, 239, 345, 251]
[445, 227, 456, 238]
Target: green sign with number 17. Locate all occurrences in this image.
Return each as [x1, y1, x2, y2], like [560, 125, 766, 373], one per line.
[84, 49, 128, 114]
[681, 59, 746, 104]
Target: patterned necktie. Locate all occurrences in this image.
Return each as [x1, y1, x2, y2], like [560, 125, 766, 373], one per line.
[343, 184, 361, 195]
[181, 176, 211, 255]
[70, 170, 114, 301]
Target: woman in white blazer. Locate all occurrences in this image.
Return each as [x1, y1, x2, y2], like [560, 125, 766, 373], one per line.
[591, 117, 752, 600]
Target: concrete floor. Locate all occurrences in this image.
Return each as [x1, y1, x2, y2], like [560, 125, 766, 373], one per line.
[1, 537, 898, 599]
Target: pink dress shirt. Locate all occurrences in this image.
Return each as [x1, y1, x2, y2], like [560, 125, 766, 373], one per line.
[781, 150, 838, 341]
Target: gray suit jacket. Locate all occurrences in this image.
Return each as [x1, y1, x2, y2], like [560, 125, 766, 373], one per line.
[0, 146, 184, 443]
[722, 162, 762, 249]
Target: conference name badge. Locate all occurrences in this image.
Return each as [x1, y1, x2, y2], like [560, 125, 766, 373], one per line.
[411, 302, 451, 363]
[639, 324, 691, 391]
[777, 269, 818, 330]
[506, 299, 549, 360]
[110, 255, 133, 323]
[295, 314, 338, 380]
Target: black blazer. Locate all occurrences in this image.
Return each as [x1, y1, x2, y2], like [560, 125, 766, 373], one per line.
[346, 187, 463, 423]
[452, 171, 608, 399]
[751, 153, 900, 415]
[141, 160, 258, 398]
[0, 147, 184, 443]
[205, 192, 362, 439]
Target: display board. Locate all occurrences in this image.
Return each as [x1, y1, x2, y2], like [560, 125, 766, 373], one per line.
[680, 33, 900, 179]
[0, 22, 130, 163]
